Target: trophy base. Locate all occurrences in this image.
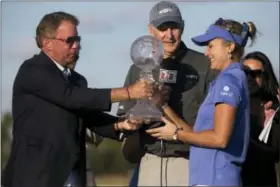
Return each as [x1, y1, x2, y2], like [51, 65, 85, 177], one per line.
[125, 100, 162, 122]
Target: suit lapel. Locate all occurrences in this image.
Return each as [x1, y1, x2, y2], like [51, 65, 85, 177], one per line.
[68, 71, 83, 87]
[38, 51, 70, 82]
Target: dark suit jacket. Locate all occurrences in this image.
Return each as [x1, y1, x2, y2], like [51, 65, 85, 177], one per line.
[1, 51, 120, 187]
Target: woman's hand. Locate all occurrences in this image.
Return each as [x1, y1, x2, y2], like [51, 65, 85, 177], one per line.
[263, 101, 277, 125]
[146, 116, 177, 140]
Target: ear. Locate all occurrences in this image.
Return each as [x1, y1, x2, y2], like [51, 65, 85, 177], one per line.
[228, 42, 236, 53]
[180, 21, 185, 35]
[42, 38, 52, 51]
[148, 24, 154, 36]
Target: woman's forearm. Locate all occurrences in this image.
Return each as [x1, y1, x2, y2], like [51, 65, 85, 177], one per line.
[162, 104, 234, 149]
[163, 105, 193, 131]
[177, 130, 228, 149]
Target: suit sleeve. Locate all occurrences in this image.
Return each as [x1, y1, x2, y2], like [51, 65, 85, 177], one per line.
[17, 63, 111, 111]
[77, 76, 120, 141]
[83, 111, 120, 140]
[116, 65, 139, 116]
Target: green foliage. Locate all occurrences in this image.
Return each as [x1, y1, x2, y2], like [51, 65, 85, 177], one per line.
[1, 112, 13, 170]
[88, 139, 136, 175]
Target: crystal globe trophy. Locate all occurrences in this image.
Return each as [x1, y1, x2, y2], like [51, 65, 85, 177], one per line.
[125, 35, 164, 121]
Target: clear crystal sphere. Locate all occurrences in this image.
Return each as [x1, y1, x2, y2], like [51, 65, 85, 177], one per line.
[130, 35, 164, 70]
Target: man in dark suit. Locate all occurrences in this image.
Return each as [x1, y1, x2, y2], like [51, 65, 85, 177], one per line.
[65, 54, 104, 187]
[1, 11, 154, 187]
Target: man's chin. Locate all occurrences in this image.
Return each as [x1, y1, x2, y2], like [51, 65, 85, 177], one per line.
[164, 44, 180, 55]
[66, 58, 78, 69]
[164, 49, 177, 57]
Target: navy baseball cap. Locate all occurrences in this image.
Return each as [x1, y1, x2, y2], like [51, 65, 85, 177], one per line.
[149, 1, 184, 27]
[192, 18, 248, 46]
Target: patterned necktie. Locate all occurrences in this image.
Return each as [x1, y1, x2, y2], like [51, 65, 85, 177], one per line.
[62, 68, 71, 81]
[63, 68, 71, 77]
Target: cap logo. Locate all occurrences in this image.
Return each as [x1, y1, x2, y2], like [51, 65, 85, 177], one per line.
[159, 8, 172, 14]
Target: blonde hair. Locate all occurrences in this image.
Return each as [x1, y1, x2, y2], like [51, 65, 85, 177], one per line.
[218, 19, 257, 60]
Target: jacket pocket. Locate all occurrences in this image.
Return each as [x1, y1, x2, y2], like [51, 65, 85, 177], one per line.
[25, 136, 53, 180]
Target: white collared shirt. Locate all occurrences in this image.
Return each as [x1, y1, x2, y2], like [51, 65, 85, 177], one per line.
[44, 52, 71, 76]
[53, 60, 71, 76]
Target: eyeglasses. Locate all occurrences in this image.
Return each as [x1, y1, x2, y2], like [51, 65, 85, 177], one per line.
[244, 68, 264, 78]
[51, 36, 81, 46]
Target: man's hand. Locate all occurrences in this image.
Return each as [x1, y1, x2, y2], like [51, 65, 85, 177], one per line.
[114, 119, 142, 131]
[127, 79, 154, 99]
